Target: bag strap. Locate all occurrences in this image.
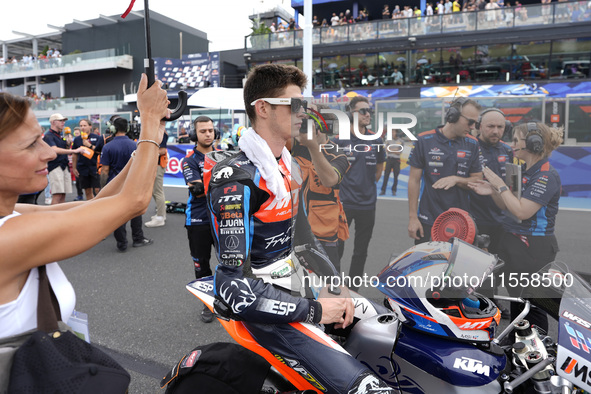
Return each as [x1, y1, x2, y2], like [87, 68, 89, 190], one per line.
[37, 265, 62, 332]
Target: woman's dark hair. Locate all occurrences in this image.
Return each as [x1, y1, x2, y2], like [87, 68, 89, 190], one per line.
[0, 92, 31, 141]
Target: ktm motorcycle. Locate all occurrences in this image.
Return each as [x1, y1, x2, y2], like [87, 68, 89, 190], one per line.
[182, 234, 591, 394]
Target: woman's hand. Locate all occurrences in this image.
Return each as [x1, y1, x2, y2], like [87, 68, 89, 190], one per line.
[482, 166, 505, 190]
[136, 74, 170, 142]
[468, 180, 494, 196]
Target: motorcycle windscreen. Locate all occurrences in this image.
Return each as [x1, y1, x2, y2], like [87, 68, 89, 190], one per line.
[441, 238, 497, 294]
[541, 262, 591, 392]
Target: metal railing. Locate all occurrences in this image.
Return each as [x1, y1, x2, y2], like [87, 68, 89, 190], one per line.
[29, 95, 122, 112]
[0, 49, 132, 77]
[245, 1, 590, 50]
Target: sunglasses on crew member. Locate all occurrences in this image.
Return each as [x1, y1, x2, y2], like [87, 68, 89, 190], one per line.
[353, 108, 373, 115]
[250, 98, 308, 113]
[460, 114, 477, 126]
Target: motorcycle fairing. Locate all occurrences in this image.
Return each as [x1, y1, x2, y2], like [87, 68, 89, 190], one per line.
[393, 324, 506, 388]
[555, 264, 591, 393]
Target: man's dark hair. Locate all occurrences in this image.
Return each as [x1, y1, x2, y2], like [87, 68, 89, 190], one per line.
[113, 117, 128, 133]
[244, 64, 307, 125]
[347, 96, 369, 112]
[193, 115, 213, 129]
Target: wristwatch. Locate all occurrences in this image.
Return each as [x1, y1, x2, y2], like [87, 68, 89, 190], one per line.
[498, 185, 509, 193]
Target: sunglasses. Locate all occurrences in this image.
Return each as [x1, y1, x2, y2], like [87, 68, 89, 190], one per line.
[460, 114, 477, 126]
[250, 97, 308, 113]
[354, 108, 373, 115]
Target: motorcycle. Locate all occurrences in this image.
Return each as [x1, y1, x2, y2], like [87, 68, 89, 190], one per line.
[182, 237, 591, 394]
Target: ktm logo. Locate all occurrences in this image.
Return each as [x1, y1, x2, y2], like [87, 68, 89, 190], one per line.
[453, 357, 490, 376]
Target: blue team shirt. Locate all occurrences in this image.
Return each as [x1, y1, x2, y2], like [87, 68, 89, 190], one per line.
[503, 158, 561, 236]
[332, 131, 386, 210]
[181, 148, 210, 226]
[72, 133, 104, 176]
[408, 127, 482, 225]
[44, 130, 69, 172]
[100, 136, 136, 184]
[470, 138, 514, 226]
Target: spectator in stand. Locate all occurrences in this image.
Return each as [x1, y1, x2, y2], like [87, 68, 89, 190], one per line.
[414, 6, 422, 17]
[312, 15, 320, 27]
[357, 9, 369, 21]
[392, 5, 402, 18]
[288, 18, 297, 30]
[426, 3, 435, 15]
[445, 0, 453, 13]
[391, 67, 404, 85]
[383, 4, 391, 18]
[321, 18, 329, 27]
[339, 13, 349, 25]
[270, 22, 276, 33]
[331, 12, 340, 25]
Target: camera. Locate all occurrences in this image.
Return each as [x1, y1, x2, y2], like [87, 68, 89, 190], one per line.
[128, 121, 141, 140]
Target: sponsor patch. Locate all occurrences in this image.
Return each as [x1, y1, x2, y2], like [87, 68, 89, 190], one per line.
[453, 356, 490, 376]
[225, 235, 240, 250]
[181, 350, 202, 369]
[213, 167, 233, 181]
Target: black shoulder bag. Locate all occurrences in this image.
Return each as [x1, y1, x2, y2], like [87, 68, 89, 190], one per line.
[8, 265, 130, 393]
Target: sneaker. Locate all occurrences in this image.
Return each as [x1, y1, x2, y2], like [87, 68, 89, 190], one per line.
[201, 305, 214, 323]
[379, 190, 386, 196]
[132, 238, 153, 247]
[392, 191, 397, 196]
[117, 244, 128, 253]
[74, 195, 84, 201]
[145, 216, 165, 228]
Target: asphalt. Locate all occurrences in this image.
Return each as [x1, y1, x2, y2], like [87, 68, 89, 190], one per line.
[57, 186, 591, 393]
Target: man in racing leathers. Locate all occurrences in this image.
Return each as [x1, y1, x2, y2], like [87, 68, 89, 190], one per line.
[206, 64, 393, 393]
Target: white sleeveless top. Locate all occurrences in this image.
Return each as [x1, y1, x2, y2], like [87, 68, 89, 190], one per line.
[0, 212, 76, 338]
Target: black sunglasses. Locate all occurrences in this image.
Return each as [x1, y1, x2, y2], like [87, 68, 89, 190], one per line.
[355, 108, 373, 115]
[460, 114, 477, 126]
[291, 98, 308, 113]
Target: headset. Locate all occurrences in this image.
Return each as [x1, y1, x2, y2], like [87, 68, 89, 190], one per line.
[444, 97, 468, 124]
[106, 116, 128, 134]
[525, 122, 544, 154]
[189, 116, 219, 143]
[475, 108, 513, 136]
